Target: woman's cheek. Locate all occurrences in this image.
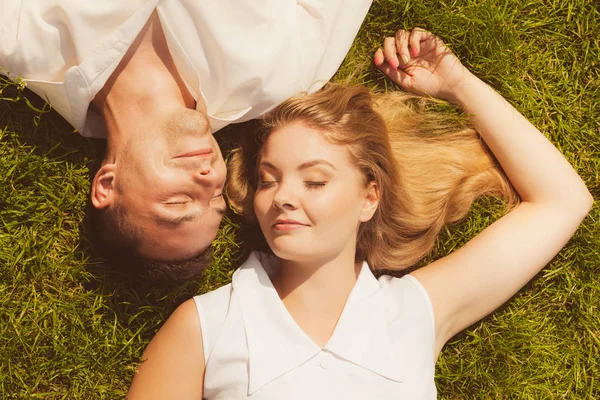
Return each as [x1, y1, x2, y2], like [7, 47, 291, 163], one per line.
[253, 193, 270, 221]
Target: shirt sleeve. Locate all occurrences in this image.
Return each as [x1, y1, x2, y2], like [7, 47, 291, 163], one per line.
[192, 284, 233, 364]
[379, 274, 436, 351]
[0, 0, 21, 74]
[401, 274, 436, 344]
[295, 0, 372, 90]
[0, 0, 19, 34]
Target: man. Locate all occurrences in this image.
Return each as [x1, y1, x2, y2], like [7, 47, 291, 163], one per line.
[0, 0, 372, 281]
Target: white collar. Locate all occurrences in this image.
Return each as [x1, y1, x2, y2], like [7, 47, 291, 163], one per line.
[231, 252, 404, 394]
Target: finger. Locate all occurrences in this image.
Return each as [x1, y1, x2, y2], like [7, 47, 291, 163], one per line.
[383, 37, 399, 69]
[394, 30, 411, 67]
[374, 48, 385, 66]
[413, 28, 442, 54]
[375, 59, 412, 89]
[409, 28, 432, 57]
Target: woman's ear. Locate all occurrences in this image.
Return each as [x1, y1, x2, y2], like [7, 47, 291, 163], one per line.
[359, 181, 380, 222]
[91, 164, 117, 209]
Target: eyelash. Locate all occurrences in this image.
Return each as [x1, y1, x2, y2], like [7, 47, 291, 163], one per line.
[165, 199, 190, 205]
[304, 181, 327, 190]
[257, 180, 275, 189]
[256, 181, 327, 190]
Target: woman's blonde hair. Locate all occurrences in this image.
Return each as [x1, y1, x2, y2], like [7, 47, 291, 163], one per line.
[227, 83, 519, 272]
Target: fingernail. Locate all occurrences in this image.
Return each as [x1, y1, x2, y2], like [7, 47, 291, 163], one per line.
[401, 54, 410, 64]
[391, 59, 399, 69]
[374, 52, 382, 65]
[411, 48, 418, 57]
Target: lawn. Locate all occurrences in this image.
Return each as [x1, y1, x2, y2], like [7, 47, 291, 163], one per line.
[1, 0, 598, 398]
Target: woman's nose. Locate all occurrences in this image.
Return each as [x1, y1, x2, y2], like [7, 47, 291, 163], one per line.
[272, 183, 297, 210]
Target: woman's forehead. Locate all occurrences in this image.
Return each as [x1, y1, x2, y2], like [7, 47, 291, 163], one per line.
[261, 123, 349, 163]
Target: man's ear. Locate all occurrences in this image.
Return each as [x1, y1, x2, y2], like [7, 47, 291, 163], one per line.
[359, 181, 380, 222]
[91, 164, 117, 209]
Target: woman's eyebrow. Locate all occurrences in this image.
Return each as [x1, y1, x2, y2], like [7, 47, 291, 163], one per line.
[258, 161, 279, 171]
[258, 159, 336, 171]
[297, 159, 336, 171]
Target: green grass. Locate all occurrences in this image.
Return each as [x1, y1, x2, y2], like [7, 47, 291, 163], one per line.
[1, 0, 598, 398]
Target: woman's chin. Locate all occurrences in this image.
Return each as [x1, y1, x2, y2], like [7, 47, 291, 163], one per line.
[268, 244, 318, 264]
[270, 248, 309, 263]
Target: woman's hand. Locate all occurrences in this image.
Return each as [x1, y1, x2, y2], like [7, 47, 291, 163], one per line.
[374, 28, 473, 101]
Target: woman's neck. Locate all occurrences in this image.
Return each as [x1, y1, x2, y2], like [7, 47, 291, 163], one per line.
[271, 247, 362, 348]
[274, 251, 360, 300]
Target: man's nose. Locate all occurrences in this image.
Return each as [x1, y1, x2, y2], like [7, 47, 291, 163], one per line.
[198, 166, 211, 176]
[193, 165, 218, 184]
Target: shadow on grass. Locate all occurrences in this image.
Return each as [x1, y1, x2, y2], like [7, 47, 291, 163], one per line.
[1, 85, 100, 164]
[71, 107, 277, 338]
[1, 86, 250, 339]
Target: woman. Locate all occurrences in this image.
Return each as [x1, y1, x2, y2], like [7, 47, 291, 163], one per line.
[126, 28, 592, 399]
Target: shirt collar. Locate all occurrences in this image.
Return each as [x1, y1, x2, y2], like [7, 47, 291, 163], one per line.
[66, 0, 160, 138]
[231, 252, 403, 395]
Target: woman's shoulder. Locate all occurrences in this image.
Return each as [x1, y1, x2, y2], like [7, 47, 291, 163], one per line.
[378, 273, 431, 299]
[193, 250, 272, 307]
[377, 274, 428, 297]
[378, 273, 435, 331]
[192, 284, 234, 363]
[192, 283, 233, 322]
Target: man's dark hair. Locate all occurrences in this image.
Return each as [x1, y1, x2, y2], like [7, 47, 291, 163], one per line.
[88, 202, 212, 283]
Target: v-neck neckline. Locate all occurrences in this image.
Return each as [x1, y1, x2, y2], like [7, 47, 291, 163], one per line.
[251, 253, 375, 350]
[231, 252, 406, 394]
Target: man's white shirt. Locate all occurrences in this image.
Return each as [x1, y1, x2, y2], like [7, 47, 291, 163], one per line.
[0, 0, 372, 137]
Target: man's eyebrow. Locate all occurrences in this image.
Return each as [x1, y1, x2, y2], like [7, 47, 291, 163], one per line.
[155, 211, 201, 227]
[259, 159, 337, 171]
[155, 206, 225, 227]
[215, 206, 227, 216]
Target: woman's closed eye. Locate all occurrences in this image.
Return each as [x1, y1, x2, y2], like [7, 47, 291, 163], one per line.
[257, 180, 277, 188]
[257, 180, 327, 189]
[304, 181, 327, 190]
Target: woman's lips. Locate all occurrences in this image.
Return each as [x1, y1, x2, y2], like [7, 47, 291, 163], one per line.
[175, 148, 213, 158]
[273, 219, 308, 231]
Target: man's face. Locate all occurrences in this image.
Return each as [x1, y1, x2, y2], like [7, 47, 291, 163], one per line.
[114, 109, 227, 260]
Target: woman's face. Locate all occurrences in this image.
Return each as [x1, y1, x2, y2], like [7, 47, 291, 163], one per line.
[253, 122, 378, 263]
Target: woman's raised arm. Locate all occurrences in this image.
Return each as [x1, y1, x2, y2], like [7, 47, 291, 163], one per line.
[375, 28, 593, 356]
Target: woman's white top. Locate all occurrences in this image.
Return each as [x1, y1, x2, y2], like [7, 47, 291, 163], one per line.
[0, 0, 371, 138]
[193, 252, 437, 399]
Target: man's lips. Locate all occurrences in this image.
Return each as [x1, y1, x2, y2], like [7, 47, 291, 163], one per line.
[273, 219, 308, 231]
[174, 148, 213, 158]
